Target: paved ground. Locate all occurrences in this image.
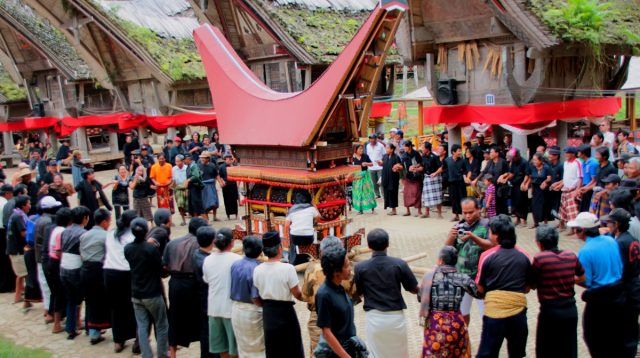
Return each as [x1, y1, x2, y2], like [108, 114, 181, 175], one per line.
[0, 166, 589, 357]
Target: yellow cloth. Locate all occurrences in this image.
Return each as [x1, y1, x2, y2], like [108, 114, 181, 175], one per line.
[484, 290, 527, 319]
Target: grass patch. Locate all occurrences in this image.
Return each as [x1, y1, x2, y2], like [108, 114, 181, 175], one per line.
[529, 0, 640, 50]
[0, 65, 26, 102]
[0, 336, 51, 358]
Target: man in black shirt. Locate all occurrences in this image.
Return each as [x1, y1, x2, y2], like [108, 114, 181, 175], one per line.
[146, 208, 171, 255]
[55, 139, 71, 171]
[124, 218, 169, 358]
[354, 229, 418, 358]
[477, 146, 509, 215]
[122, 134, 138, 169]
[6, 195, 30, 307]
[476, 215, 532, 358]
[421, 142, 444, 218]
[40, 160, 59, 186]
[443, 144, 467, 221]
[546, 146, 564, 220]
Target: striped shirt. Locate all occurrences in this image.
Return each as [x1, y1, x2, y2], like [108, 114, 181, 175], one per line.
[532, 250, 584, 301]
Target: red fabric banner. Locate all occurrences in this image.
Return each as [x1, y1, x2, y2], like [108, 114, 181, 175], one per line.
[0, 117, 58, 131]
[0, 111, 217, 134]
[370, 102, 392, 118]
[423, 97, 621, 125]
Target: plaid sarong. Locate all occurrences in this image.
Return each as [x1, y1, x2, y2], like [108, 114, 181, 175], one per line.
[589, 191, 612, 218]
[174, 184, 188, 210]
[422, 175, 443, 207]
[560, 189, 579, 222]
[133, 197, 153, 221]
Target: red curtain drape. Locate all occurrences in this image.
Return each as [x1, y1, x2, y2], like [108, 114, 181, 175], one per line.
[423, 97, 621, 125]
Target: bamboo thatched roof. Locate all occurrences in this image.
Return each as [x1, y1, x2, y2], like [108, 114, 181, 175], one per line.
[249, 0, 401, 64]
[91, 0, 205, 81]
[0, 0, 91, 80]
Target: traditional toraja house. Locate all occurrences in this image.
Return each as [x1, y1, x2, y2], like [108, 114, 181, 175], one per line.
[5, 0, 217, 158]
[190, 0, 400, 92]
[402, 0, 639, 154]
[194, 0, 407, 256]
[0, 0, 107, 161]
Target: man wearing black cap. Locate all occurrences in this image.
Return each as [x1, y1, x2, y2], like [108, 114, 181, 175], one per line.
[602, 208, 640, 355]
[557, 147, 583, 231]
[252, 231, 304, 357]
[366, 133, 386, 198]
[590, 174, 621, 218]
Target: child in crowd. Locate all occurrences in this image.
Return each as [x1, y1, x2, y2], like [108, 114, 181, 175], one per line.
[483, 174, 496, 219]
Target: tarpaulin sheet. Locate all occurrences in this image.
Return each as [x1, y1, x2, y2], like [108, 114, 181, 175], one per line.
[423, 97, 621, 125]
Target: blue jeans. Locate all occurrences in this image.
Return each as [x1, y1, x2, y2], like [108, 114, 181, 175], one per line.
[132, 296, 169, 358]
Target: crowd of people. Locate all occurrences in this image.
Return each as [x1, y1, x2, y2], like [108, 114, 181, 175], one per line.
[0, 120, 639, 358]
[353, 119, 640, 230]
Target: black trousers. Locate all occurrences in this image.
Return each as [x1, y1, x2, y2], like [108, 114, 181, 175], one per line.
[536, 297, 578, 358]
[477, 310, 528, 358]
[579, 190, 593, 213]
[448, 180, 466, 215]
[531, 184, 546, 224]
[621, 304, 639, 358]
[583, 287, 626, 358]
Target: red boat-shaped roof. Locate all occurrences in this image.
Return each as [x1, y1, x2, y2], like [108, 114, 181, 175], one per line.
[193, 7, 384, 147]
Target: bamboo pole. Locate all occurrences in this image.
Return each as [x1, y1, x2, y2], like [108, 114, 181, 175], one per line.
[410, 266, 428, 275]
[417, 100, 424, 136]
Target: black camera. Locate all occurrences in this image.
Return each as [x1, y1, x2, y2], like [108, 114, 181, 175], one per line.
[456, 222, 471, 240]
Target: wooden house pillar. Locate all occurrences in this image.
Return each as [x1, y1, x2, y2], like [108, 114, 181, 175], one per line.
[417, 101, 424, 135]
[627, 93, 637, 134]
[2, 132, 12, 156]
[0, 105, 12, 156]
[109, 131, 119, 154]
[72, 128, 89, 156]
[449, 126, 461, 155]
[512, 134, 528, 158]
[557, 121, 568, 160]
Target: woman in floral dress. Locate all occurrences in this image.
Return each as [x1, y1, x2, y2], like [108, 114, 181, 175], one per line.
[351, 144, 377, 214]
[419, 246, 479, 357]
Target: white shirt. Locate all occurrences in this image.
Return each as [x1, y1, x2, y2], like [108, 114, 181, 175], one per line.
[365, 142, 386, 171]
[287, 206, 320, 236]
[172, 165, 188, 185]
[253, 261, 299, 301]
[203, 251, 242, 318]
[562, 159, 583, 190]
[0, 196, 7, 229]
[103, 230, 135, 271]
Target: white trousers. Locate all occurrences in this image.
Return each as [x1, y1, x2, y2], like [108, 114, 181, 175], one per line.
[231, 301, 265, 358]
[365, 310, 408, 358]
[38, 263, 50, 311]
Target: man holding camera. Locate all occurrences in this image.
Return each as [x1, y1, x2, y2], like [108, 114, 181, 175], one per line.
[445, 197, 494, 324]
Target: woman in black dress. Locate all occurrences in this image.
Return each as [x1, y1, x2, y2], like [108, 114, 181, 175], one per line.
[525, 153, 552, 228]
[103, 165, 131, 220]
[75, 169, 112, 229]
[507, 148, 530, 226]
[379, 143, 402, 215]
